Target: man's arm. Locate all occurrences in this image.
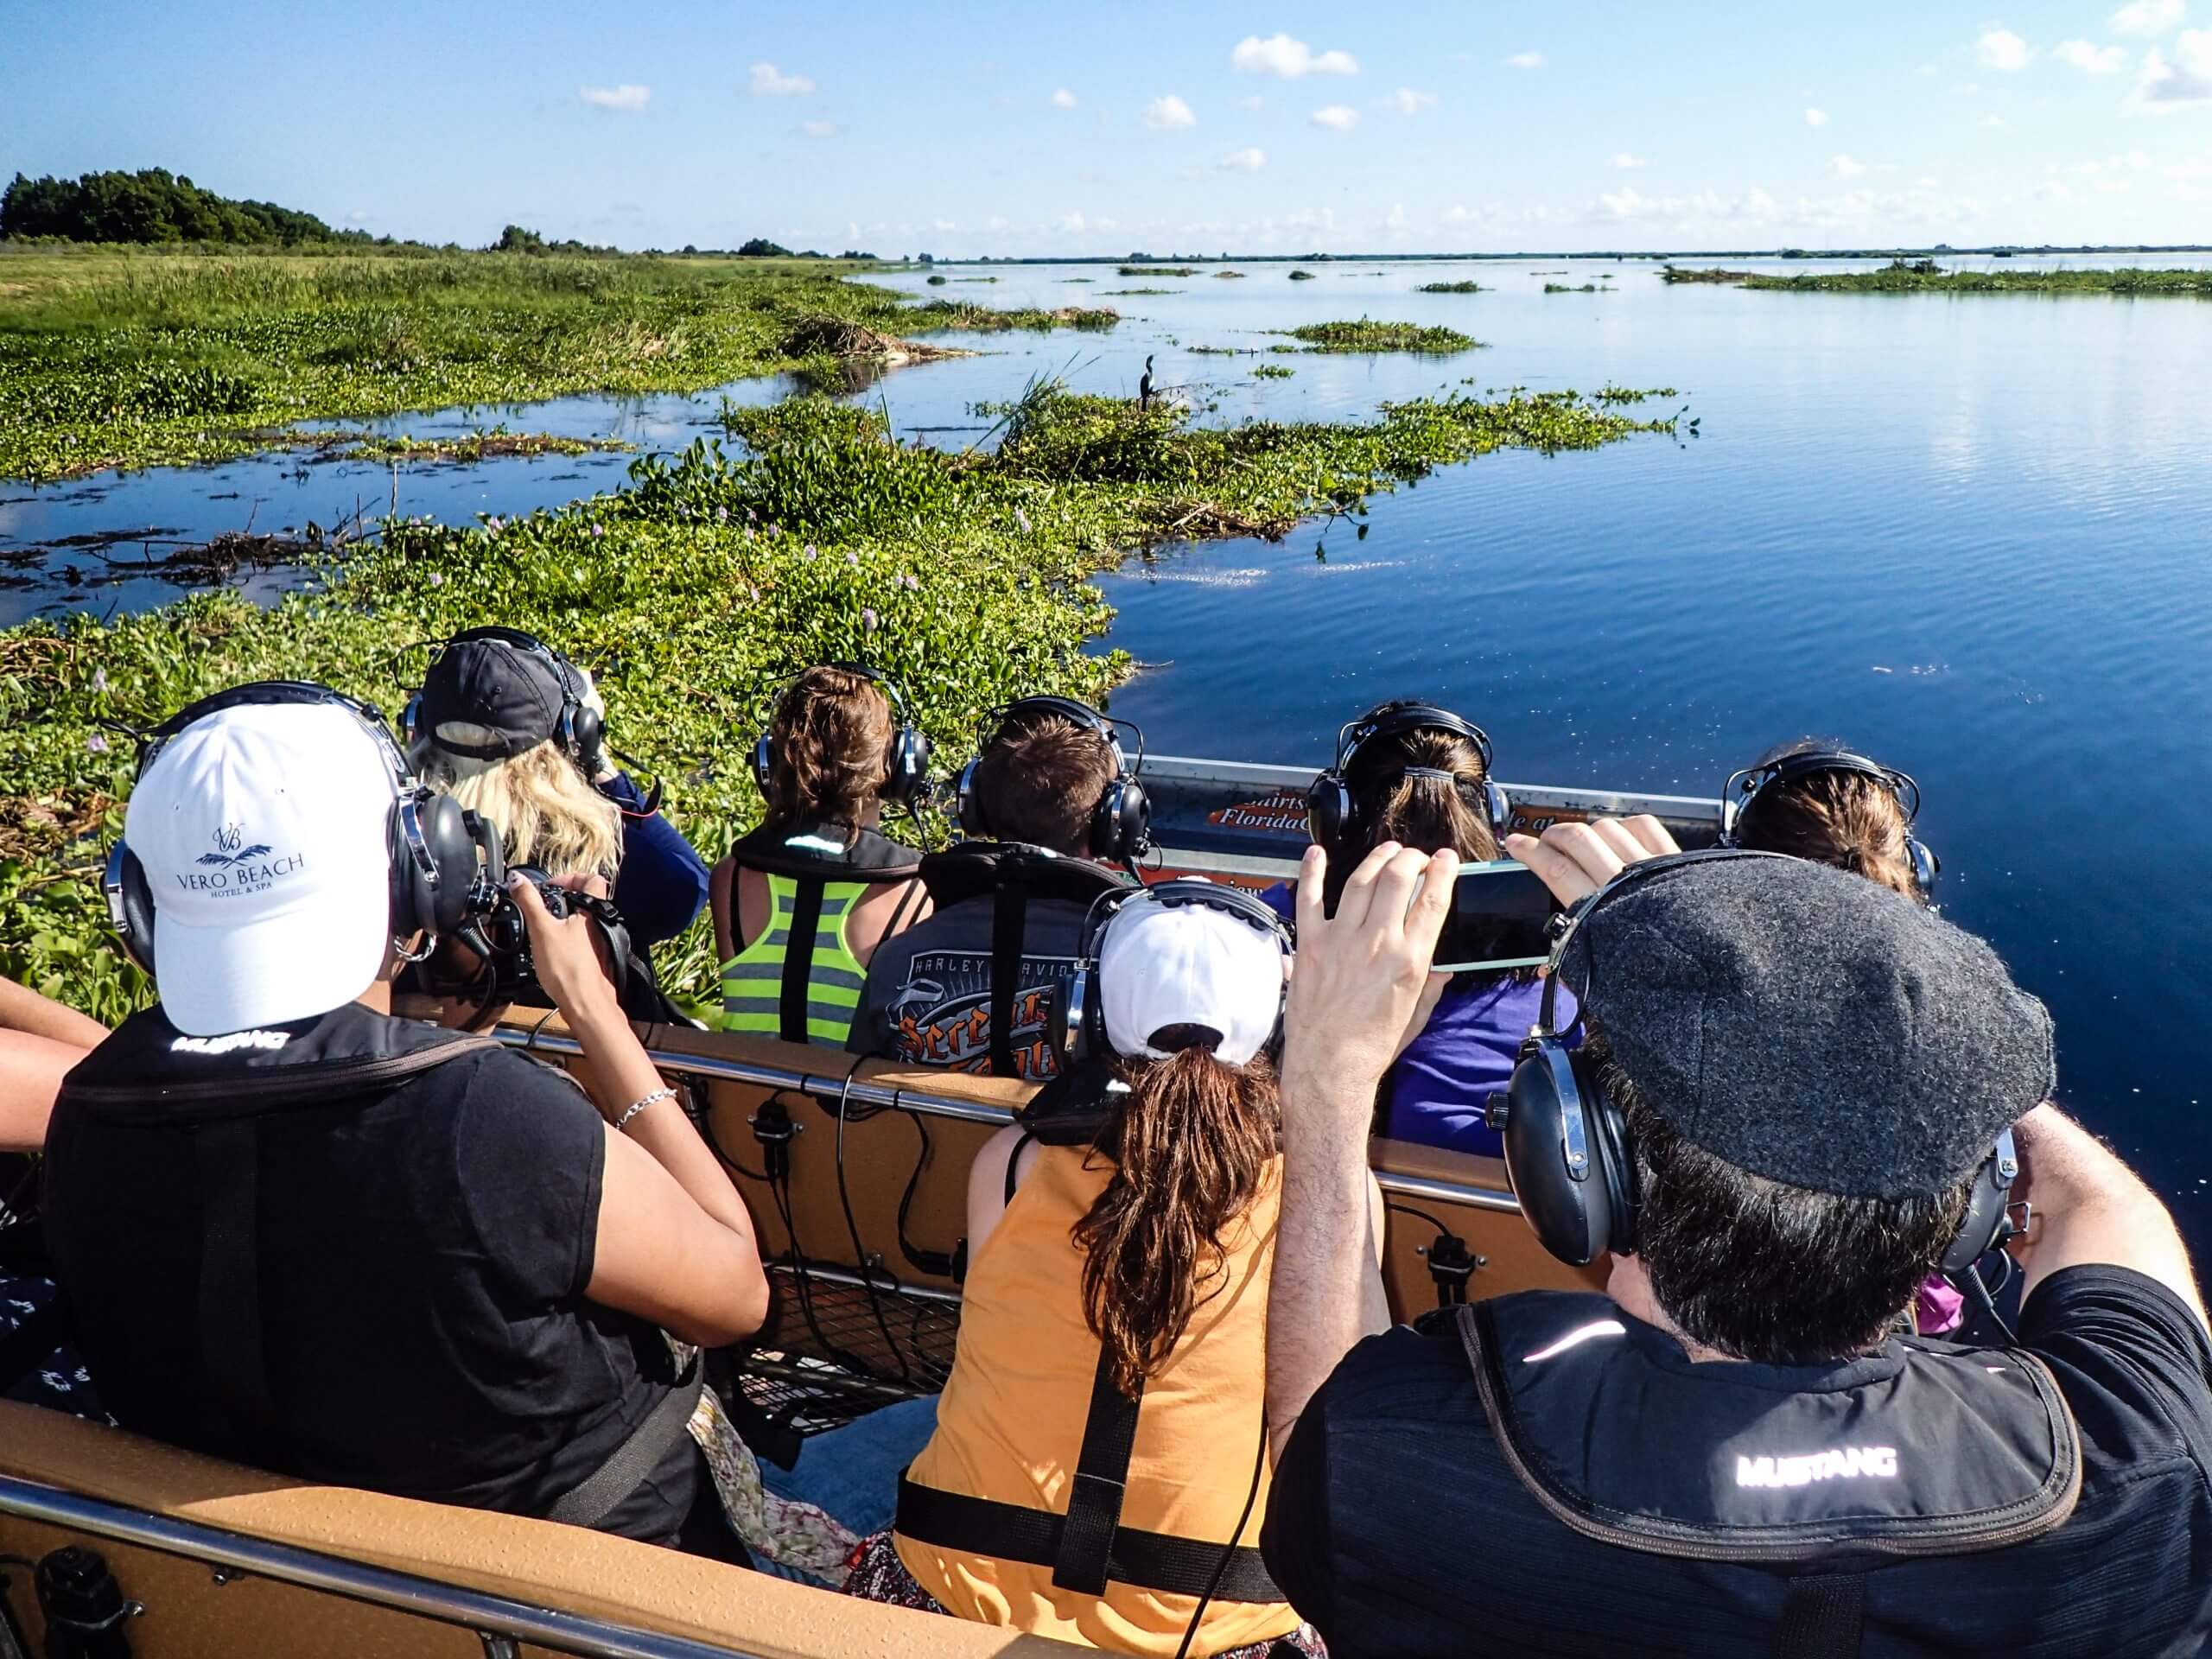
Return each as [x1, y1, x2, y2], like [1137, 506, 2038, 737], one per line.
[1268, 840, 1454, 1465]
[2010, 1101, 2204, 1332]
[0, 977, 106, 1049]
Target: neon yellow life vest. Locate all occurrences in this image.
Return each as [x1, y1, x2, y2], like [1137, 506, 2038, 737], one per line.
[718, 872, 871, 1045]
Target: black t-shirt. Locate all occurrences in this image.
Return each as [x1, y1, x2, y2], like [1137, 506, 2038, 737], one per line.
[1262, 1268, 2212, 1658]
[43, 1029, 696, 1542]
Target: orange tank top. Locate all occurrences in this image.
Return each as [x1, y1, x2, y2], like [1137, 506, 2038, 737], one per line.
[897, 1144, 1294, 1655]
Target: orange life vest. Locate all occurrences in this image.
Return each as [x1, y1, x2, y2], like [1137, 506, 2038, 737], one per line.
[895, 1143, 1294, 1655]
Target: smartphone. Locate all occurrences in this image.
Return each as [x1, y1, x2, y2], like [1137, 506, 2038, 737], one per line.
[1432, 859, 1559, 974]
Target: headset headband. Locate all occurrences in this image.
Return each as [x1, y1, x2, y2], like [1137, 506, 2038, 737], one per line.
[1726, 748, 1923, 831]
[1077, 875, 1294, 963]
[988, 696, 1142, 772]
[1535, 848, 1797, 1036]
[140, 680, 411, 791]
[1335, 702, 1495, 782]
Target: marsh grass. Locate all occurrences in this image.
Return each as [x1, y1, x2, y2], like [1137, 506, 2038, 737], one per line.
[1281, 319, 1481, 353]
[0, 250, 1116, 480]
[1742, 261, 2212, 294]
[2, 381, 1675, 1019]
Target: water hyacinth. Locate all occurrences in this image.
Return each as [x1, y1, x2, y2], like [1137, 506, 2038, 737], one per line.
[715, 506, 728, 523]
[846, 550, 860, 568]
[1014, 506, 1032, 534]
[592, 523, 606, 537]
[862, 607, 880, 632]
[90, 668, 107, 694]
[86, 733, 107, 753]
[803, 544, 817, 563]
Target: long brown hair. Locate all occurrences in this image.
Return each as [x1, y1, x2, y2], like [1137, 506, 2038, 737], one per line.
[1325, 714, 1500, 912]
[1072, 1042, 1279, 1395]
[1735, 744, 1924, 903]
[765, 667, 893, 847]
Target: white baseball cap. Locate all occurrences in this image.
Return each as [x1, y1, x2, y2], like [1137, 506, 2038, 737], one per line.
[125, 700, 398, 1036]
[1097, 887, 1288, 1066]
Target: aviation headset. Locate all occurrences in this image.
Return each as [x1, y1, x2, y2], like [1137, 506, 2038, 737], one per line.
[1496, 848, 2017, 1275]
[955, 696, 1154, 864]
[750, 662, 931, 807]
[1047, 878, 1294, 1069]
[103, 681, 505, 977]
[1307, 702, 1512, 858]
[400, 626, 607, 780]
[1719, 747, 1940, 896]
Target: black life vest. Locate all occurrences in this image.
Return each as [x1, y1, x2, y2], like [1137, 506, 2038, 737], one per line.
[917, 842, 1130, 1078]
[53, 1004, 701, 1525]
[1451, 1291, 2082, 1656]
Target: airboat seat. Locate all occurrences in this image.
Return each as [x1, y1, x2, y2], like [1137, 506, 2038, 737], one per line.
[0, 1400, 1076, 1657]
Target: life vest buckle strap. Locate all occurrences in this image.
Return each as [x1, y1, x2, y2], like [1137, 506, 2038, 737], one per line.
[1052, 1471, 1128, 1596]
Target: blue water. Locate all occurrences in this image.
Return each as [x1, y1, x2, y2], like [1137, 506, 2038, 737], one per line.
[14, 254, 2212, 1236]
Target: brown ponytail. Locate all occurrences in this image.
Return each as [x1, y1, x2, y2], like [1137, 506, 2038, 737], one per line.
[1325, 721, 1500, 911]
[1736, 763, 1924, 902]
[765, 667, 895, 848]
[1072, 1044, 1279, 1395]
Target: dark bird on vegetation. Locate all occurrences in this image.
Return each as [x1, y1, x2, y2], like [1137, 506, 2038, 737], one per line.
[1138, 354, 1155, 410]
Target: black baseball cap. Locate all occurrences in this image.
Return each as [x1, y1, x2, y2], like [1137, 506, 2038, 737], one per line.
[416, 634, 569, 760]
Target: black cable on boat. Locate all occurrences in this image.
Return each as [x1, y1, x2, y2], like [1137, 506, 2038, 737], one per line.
[831, 1059, 916, 1386]
[1173, 1421, 1271, 1659]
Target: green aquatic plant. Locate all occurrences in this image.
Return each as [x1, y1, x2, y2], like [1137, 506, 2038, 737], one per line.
[1544, 283, 1600, 294]
[1660, 266, 1751, 284]
[1287, 270, 1317, 281]
[0, 250, 1117, 480]
[1740, 261, 2212, 294]
[1416, 281, 1488, 293]
[0, 382, 1676, 1020]
[925, 272, 949, 284]
[1250, 363, 1294, 378]
[1117, 265, 1196, 276]
[1281, 319, 1481, 353]
[1101, 288, 1176, 296]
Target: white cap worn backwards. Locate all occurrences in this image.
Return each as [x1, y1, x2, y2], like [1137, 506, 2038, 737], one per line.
[125, 701, 397, 1037]
[1097, 889, 1287, 1067]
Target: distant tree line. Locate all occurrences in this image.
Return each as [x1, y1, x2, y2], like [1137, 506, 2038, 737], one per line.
[0, 168, 369, 245]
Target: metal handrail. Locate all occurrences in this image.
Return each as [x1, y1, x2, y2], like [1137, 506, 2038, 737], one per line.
[499, 1027, 1526, 1217]
[0, 1475, 769, 1659]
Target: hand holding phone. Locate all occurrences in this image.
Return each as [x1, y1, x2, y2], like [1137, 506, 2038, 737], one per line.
[1431, 860, 1559, 974]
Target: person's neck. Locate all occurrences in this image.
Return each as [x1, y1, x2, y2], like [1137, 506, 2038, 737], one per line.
[355, 979, 394, 1017]
[1606, 1254, 1886, 1365]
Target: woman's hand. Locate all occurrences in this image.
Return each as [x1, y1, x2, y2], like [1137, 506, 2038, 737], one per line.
[508, 873, 620, 1025]
[1504, 816, 1681, 908]
[1282, 842, 1456, 1140]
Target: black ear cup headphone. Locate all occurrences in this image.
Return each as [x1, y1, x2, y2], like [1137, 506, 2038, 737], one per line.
[954, 696, 1153, 864]
[1720, 748, 1940, 896]
[1494, 849, 2017, 1274]
[1306, 702, 1512, 858]
[103, 682, 505, 979]
[1046, 878, 1294, 1068]
[749, 662, 931, 808]
[401, 626, 606, 779]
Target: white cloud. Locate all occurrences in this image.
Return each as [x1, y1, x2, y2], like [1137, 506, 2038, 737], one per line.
[1311, 103, 1360, 131]
[2113, 0, 2185, 35]
[580, 83, 650, 111]
[1984, 113, 2010, 126]
[987, 214, 1011, 231]
[1384, 203, 1408, 229]
[1219, 146, 1267, 171]
[747, 62, 815, 96]
[1506, 51, 1546, 69]
[1803, 105, 1830, 126]
[1231, 34, 1359, 77]
[1977, 29, 2032, 71]
[1382, 87, 1438, 115]
[2139, 29, 2212, 99]
[932, 219, 956, 232]
[1143, 93, 1198, 129]
[800, 119, 837, 138]
[1238, 94, 1265, 110]
[1613, 151, 1649, 168]
[2057, 39, 2128, 72]
[1829, 153, 1868, 178]
[1052, 87, 1077, 109]
[1283, 206, 1338, 231]
[1592, 178, 1985, 234]
[1059, 211, 1087, 232]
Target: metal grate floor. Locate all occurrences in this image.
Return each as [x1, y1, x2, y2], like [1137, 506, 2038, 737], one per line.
[734, 1262, 961, 1435]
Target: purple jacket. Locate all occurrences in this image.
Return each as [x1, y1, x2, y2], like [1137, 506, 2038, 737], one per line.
[1262, 881, 1577, 1159]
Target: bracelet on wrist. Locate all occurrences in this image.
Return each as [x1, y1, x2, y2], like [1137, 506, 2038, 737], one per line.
[612, 1086, 677, 1133]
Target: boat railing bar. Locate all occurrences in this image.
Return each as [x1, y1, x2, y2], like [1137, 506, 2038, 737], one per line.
[499, 1028, 1525, 1217]
[1141, 754, 1723, 823]
[0, 1474, 773, 1659]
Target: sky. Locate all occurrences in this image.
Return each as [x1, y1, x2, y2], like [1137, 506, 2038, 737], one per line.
[6, 1, 2212, 255]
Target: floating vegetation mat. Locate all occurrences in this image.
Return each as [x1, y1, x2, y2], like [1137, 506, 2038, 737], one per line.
[1417, 281, 1488, 293]
[1280, 320, 1482, 353]
[1741, 259, 2212, 294]
[1, 380, 1675, 1020]
[1117, 265, 1196, 276]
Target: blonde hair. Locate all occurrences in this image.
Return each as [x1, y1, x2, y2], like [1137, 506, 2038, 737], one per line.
[410, 726, 622, 880]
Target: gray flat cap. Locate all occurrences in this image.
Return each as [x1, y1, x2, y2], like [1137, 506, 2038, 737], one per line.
[1561, 854, 2055, 1199]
